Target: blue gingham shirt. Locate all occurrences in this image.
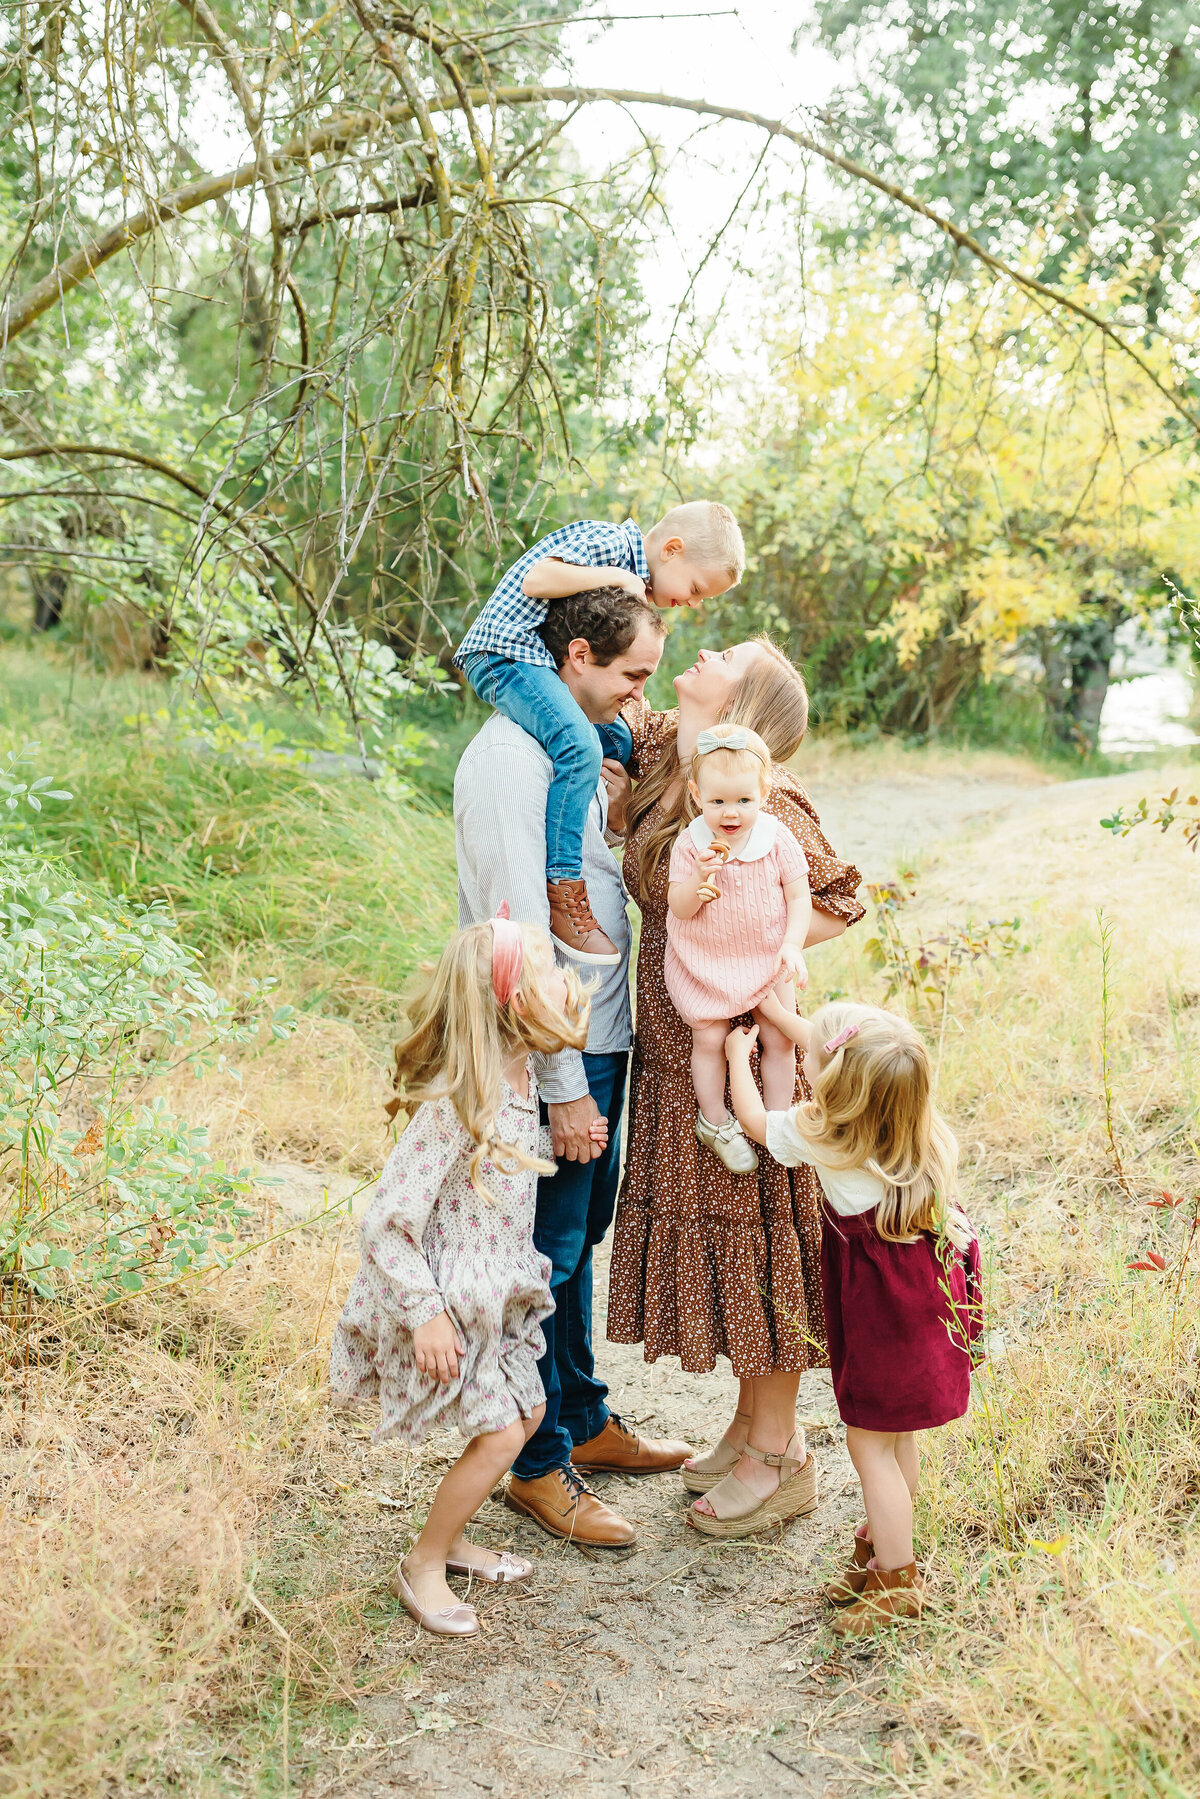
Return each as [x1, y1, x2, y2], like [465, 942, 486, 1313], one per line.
[454, 518, 649, 671]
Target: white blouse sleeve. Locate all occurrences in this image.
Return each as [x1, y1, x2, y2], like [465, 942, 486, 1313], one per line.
[359, 1098, 467, 1332]
[764, 1107, 821, 1170]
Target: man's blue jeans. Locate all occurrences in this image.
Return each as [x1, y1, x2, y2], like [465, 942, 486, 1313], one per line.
[462, 652, 634, 882]
[512, 1050, 628, 1480]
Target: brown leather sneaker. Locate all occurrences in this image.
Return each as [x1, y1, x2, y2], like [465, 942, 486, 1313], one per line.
[546, 878, 620, 966]
[830, 1560, 926, 1637]
[571, 1412, 692, 1475]
[504, 1466, 635, 1546]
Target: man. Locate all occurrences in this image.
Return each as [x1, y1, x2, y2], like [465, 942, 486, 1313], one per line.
[454, 587, 691, 1547]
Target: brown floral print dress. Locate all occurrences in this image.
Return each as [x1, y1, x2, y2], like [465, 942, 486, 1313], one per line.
[606, 702, 866, 1377]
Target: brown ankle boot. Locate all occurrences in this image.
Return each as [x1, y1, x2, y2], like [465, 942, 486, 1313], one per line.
[830, 1560, 925, 1638]
[825, 1528, 873, 1606]
[546, 878, 620, 965]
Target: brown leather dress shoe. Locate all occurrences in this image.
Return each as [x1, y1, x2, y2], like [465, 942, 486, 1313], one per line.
[505, 1466, 635, 1546]
[570, 1412, 693, 1475]
[546, 878, 620, 965]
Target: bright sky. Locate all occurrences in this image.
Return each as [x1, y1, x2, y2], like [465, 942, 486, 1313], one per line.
[551, 3, 844, 359]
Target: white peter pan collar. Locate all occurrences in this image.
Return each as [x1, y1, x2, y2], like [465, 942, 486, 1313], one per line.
[687, 812, 778, 863]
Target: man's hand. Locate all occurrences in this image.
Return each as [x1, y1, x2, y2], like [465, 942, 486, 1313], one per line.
[548, 1094, 604, 1162]
[601, 758, 633, 834]
[414, 1310, 466, 1384]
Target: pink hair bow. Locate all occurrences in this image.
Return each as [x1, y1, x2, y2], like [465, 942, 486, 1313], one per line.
[490, 903, 524, 1007]
[823, 1023, 860, 1055]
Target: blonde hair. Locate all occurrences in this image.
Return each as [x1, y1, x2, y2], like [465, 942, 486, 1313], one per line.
[653, 501, 746, 584]
[627, 635, 809, 905]
[387, 922, 590, 1200]
[689, 724, 771, 795]
[794, 1001, 959, 1242]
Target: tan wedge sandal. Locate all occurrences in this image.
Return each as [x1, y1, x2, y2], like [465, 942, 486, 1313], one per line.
[686, 1434, 819, 1539]
[680, 1410, 751, 1495]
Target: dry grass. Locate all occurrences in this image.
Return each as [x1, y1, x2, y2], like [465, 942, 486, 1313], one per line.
[805, 761, 1200, 1796]
[2, 676, 1199, 1794]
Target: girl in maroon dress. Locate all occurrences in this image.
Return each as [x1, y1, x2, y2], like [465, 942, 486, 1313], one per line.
[723, 999, 982, 1636]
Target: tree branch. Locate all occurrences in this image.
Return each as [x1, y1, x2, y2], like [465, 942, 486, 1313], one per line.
[2, 81, 1194, 434]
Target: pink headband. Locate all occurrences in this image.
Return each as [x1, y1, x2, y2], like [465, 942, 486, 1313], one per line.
[490, 903, 524, 1007]
[823, 1024, 860, 1055]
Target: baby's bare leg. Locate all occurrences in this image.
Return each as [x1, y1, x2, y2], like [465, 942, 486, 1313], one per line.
[754, 979, 798, 1109]
[691, 1020, 732, 1123]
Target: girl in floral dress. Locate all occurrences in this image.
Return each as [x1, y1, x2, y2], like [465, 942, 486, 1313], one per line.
[331, 914, 590, 1638]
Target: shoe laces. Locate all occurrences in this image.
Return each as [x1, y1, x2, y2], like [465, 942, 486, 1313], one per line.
[557, 1464, 593, 1501]
[554, 883, 600, 933]
[606, 1410, 638, 1444]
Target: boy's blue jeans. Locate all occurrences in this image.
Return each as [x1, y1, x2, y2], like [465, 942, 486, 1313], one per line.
[511, 1050, 628, 1481]
[462, 652, 634, 883]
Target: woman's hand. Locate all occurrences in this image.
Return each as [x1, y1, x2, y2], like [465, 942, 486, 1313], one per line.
[776, 940, 809, 989]
[601, 758, 632, 834]
[725, 1023, 759, 1060]
[414, 1310, 467, 1384]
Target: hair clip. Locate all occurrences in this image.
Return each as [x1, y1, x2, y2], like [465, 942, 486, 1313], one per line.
[822, 1023, 860, 1055]
[695, 725, 749, 755]
[490, 902, 524, 1006]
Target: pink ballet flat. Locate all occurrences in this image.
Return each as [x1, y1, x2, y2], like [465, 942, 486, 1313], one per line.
[391, 1562, 479, 1637]
[444, 1549, 533, 1585]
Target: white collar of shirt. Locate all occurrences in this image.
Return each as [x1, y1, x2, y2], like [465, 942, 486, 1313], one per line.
[688, 812, 777, 863]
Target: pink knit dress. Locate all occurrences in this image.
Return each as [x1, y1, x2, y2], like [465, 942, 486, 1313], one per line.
[664, 814, 809, 1026]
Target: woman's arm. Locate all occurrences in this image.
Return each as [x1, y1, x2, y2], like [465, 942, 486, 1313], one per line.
[725, 1025, 769, 1144]
[805, 906, 848, 947]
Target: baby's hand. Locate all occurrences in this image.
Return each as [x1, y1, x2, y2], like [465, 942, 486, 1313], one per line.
[777, 942, 809, 988]
[414, 1310, 467, 1385]
[696, 844, 725, 902]
[725, 1023, 759, 1060]
[587, 1115, 610, 1148]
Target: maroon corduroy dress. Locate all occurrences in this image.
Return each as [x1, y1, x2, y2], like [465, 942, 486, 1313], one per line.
[820, 1207, 983, 1432]
[765, 1109, 983, 1432]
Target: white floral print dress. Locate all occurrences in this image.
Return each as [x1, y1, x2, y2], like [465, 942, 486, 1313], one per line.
[330, 1068, 554, 1444]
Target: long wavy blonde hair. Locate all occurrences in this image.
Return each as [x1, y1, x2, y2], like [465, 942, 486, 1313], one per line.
[626, 635, 810, 906]
[387, 922, 590, 1200]
[795, 1001, 959, 1242]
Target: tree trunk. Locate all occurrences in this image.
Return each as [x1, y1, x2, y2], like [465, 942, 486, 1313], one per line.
[32, 567, 68, 631]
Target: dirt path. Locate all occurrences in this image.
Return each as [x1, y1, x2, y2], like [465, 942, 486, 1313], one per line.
[298, 764, 1169, 1799]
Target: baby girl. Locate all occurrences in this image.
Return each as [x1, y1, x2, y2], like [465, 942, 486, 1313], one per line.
[665, 723, 811, 1173]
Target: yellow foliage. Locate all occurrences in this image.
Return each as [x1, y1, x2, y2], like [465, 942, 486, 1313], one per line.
[727, 257, 1200, 660]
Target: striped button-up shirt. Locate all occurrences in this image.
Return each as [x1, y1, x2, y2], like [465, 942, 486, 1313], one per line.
[453, 715, 633, 1103]
[454, 517, 649, 670]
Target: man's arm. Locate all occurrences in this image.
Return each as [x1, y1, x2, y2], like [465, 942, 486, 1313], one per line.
[457, 737, 602, 1160]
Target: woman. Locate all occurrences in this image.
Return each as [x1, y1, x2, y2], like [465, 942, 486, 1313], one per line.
[606, 637, 864, 1536]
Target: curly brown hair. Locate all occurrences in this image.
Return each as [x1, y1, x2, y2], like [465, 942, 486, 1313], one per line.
[537, 586, 665, 669]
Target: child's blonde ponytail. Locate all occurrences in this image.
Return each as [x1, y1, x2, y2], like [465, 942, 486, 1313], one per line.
[388, 923, 590, 1201]
[796, 1002, 959, 1242]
